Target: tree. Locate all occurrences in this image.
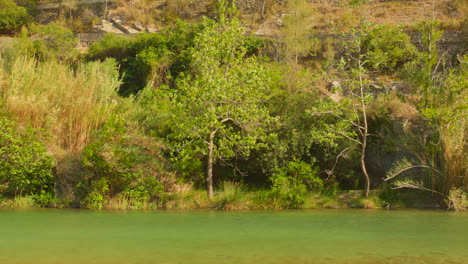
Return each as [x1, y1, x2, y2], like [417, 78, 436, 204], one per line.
[0, 0, 29, 33]
[157, 1, 274, 198]
[337, 26, 374, 197]
[281, 0, 317, 67]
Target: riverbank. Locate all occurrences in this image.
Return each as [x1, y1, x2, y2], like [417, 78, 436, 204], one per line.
[0, 188, 441, 211]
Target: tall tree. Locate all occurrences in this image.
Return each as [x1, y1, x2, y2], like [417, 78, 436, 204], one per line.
[337, 26, 374, 198]
[162, 1, 274, 198]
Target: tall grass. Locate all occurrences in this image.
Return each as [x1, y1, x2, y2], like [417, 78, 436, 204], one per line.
[213, 181, 249, 210]
[1, 56, 120, 153]
[440, 115, 467, 192]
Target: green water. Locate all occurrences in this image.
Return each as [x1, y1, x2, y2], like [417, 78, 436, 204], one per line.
[0, 209, 467, 264]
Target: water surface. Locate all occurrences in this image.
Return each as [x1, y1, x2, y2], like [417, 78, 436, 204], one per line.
[0, 209, 467, 264]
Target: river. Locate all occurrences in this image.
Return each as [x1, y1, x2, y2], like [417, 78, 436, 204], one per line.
[0, 209, 467, 264]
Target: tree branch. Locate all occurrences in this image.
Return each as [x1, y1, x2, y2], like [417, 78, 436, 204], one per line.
[384, 165, 438, 182]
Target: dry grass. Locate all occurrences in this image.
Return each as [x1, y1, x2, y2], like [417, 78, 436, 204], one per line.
[258, 0, 466, 35]
[1, 56, 120, 153]
[440, 113, 467, 191]
[384, 96, 419, 121]
[103, 195, 156, 210]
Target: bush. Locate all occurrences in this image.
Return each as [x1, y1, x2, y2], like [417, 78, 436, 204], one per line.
[360, 25, 418, 73]
[3, 25, 78, 62]
[213, 181, 247, 210]
[447, 188, 468, 212]
[30, 24, 79, 61]
[350, 195, 384, 209]
[33, 190, 58, 207]
[87, 33, 134, 61]
[269, 160, 323, 208]
[0, 0, 30, 32]
[0, 115, 55, 197]
[78, 119, 168, 209]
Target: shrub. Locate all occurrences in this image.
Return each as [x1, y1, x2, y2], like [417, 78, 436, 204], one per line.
[447, 188, 468, 212]
[269, 160, 323, 208]
[33, 190, 58, 207]
[0, 0, 30, 32]
[360, 25, 418, 73]
[350, 195, 384, 209]
[79, 119, 168, 209]
[30, 24, 79, 61]
[87, 33, 134, 61]
[213, 181, 247, 210]
[0, 115, 55, 197]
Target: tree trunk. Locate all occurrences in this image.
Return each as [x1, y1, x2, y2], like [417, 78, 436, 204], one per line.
[359, 67, 370, 198]
[206, 130, 215, 199]
[261, 0, 266, 20]
[361, 133, 370, 198]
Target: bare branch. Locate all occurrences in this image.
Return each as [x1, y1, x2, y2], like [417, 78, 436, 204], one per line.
[392, 182, 445, 196]
[338, 131, 362, 145]
[326, 147, 356, 180]
[384, 165, 439, 182]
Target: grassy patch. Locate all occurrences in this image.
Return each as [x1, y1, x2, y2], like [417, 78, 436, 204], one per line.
[213, 181, 250, 210]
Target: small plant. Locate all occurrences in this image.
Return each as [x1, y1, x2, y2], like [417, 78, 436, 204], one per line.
[360, 25, 418, 73]
[447, 188, 468, 212]
[12, 195, 35, 208]
[213, 181, 247, 210]
[33, 190, 58, 207]
[269, 160, 323, 209]
[350, 195, 384, 209]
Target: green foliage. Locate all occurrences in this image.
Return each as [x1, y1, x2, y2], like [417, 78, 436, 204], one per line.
[12, 195, 35, 208]
[250, 69, 351, 180]
[81, 177, 109, 210]
[87, 33, 133, 61]
[360, 25, 418, 73]
[402, 21, 443, 99]
[349, 195, 383, 209]
[0, 115, 55, 197]
[33, 190, 58, 207]
[213, 181, 247, 210]
[79, 118, 166, 209]
[398, 24, 467, 196]
[269, 160, 323, 208]
[0, 0, 30, 32]
[31, 24, 78, 61]
[87, 22, 203, 96]
[147, 6, 275, 189]
[281, 0, 318, 65]
[6, 25, 78, 61]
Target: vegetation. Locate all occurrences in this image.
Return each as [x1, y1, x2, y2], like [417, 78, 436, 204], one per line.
[0, 115, 54, 197]
[0, 0, 30, 33]
[0, 0, 466, 211]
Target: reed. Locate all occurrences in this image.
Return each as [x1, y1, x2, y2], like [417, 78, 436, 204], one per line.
[440, 116, 467, 192]
[213, 181, 249, 210]
[1, 56, 120, 153]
